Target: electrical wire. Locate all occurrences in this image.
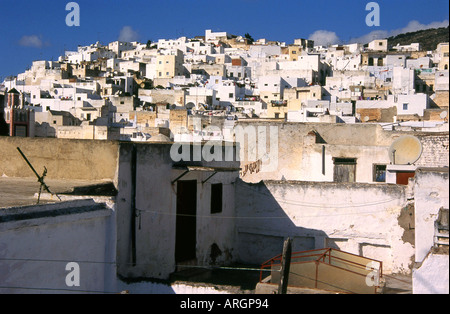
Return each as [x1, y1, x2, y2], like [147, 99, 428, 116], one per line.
[235, 180, 404, 208]
[0, 257, 271, 272]
[0, 285, 119, 294]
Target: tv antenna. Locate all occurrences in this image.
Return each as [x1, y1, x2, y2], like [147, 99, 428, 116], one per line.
[17, 147, 61, 204]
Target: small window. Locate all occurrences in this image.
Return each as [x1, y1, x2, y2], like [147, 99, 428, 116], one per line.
[373, 164, 387, 182]
[403, 103, 408, 111]
[211, 183, 223, 214]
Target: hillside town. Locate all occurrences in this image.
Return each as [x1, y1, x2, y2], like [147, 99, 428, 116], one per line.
[0, 29, 448, 295]
[1, 29, 448, 140]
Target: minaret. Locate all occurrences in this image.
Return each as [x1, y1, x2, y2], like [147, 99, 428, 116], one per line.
[6, 88, 29, 137]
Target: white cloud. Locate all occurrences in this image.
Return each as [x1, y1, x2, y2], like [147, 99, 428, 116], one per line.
[308, 30, 341, 46]
[118, 26, 139, 42]
[349, 30, 389, 45]
[18, 35, 44, 48]
[349, 19, 449, 44]
[391, 19, 449, 37]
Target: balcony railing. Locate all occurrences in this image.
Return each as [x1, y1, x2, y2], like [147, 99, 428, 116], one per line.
[271, 100, 287, 107]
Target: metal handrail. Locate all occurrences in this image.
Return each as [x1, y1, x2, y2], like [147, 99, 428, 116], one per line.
[259, 247, 383, 293]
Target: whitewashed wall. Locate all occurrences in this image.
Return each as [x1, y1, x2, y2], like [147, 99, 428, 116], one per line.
[0, 200, 115, 294]
[235, 180, 414, 274]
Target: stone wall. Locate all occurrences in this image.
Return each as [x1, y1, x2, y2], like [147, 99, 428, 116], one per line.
[235, 179, 414, 274]
[0, 136, 119, 182]
[415, 133, 449, 168]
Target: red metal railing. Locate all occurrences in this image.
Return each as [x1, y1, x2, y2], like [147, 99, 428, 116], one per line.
[260, 248, 383, 294]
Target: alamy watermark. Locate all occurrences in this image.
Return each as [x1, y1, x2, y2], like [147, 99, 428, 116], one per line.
[365, 261, 381, 287]
[65, 2, 80, 27]
[64, 2, 381, 30]
[65, 262, 80, 287]
[366, 2, 380, 27]
[169, 121, 279, 173]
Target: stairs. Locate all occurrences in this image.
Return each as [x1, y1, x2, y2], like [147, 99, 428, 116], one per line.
[434, 208, 449, 248]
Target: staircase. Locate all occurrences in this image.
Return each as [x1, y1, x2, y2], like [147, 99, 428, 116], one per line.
[434, 208, 449, 248]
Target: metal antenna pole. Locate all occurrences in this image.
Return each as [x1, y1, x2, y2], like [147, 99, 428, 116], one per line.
[16, 147, 61, 203]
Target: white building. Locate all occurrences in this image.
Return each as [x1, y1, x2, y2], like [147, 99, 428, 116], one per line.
[392, 43, 421, 52]
[356, 93, 430, 117]
[367, 39, 388, 52]
[205, 29, 229, 43]
[392, 67, 415, 95]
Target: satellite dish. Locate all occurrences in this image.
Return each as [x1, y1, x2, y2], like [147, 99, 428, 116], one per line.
[388, 135, 422, 165]
[440, 111, 448, 119]
[364, 116, 370, 122]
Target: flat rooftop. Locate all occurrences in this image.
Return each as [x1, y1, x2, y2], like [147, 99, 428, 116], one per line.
[0, 176, 115, 208]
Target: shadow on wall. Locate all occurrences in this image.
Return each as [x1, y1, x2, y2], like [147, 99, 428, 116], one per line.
[234, 179, 329, 265]
[34, 122, 56, 138]
[0, 113, 8, 136]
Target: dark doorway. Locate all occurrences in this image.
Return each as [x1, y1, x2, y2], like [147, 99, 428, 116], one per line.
[333, 158, 357, 183]
[175, 180, 197, 263]
[396, 171, 415, 185]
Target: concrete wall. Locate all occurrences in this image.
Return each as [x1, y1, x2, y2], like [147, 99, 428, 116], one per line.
[116, 142, 240, 280]
[235, 180, 414, 274]
[414, 133, 449, 168]
[413, 250, 449, 294]
[413, 168, 449, 263]
[0, 136, 119, 182]
[233, 121, 449, 184]
[0, 199, 115, 294]
[234, 121, 395, 183]
[412, 168, 449, 294]
[56, 125, 111, 140]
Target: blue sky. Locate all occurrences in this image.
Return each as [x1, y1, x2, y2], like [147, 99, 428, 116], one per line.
[0, 0, 448, 80]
